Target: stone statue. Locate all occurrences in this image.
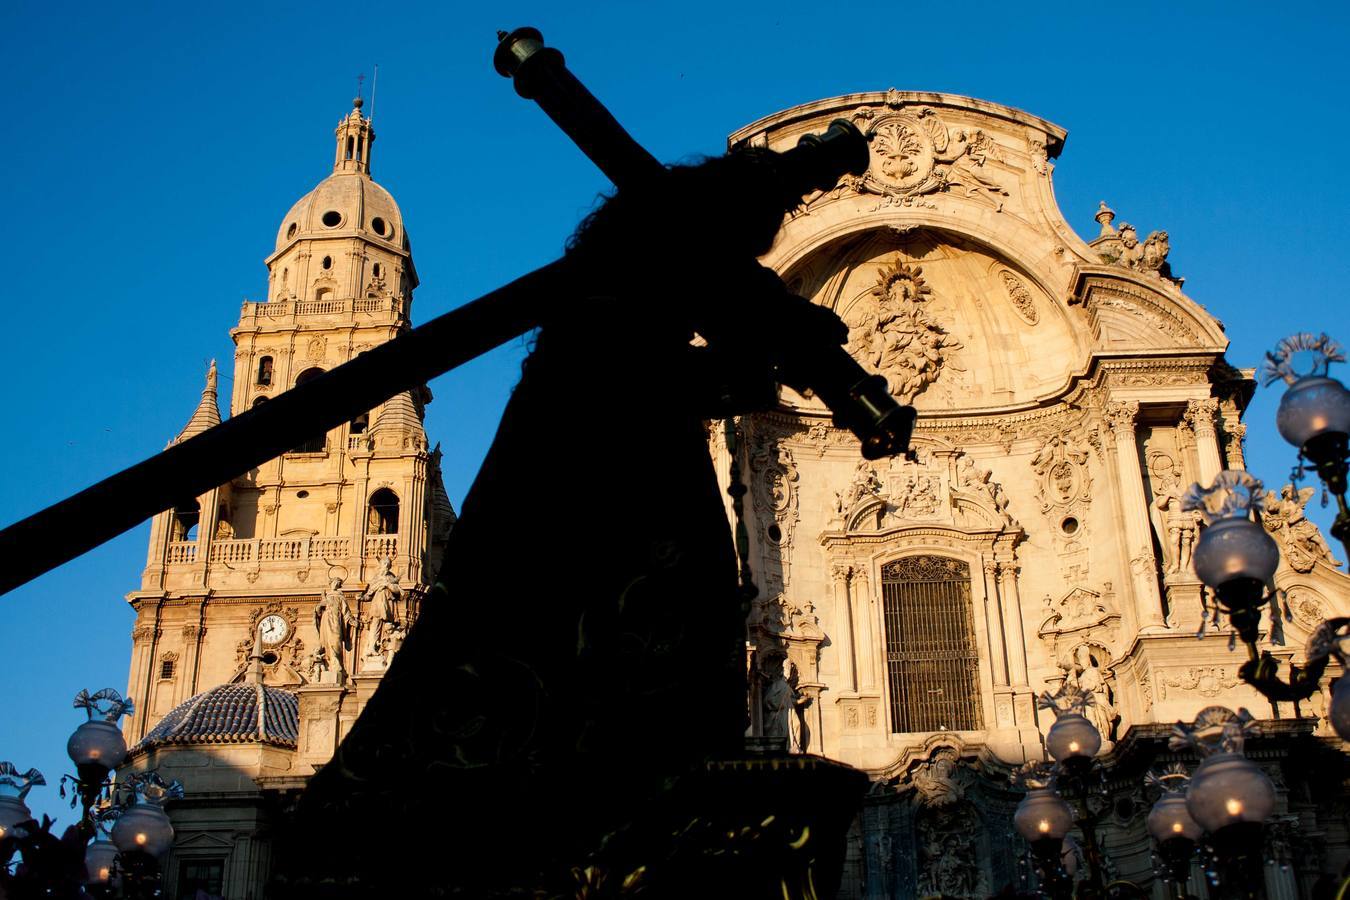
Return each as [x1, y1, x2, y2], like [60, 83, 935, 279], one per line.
[762, 658, 806, 752]
[1263, 484, 1341, 573]
[910, 748, 964, 807]
[1068, 644, 1118, 742]
[214, 518, 234, 540]
[314, 578, 354, 681]
[307, 646, 329, 683]
[363, 556, 403, 659]
[1153, 468, 1200, 575]
[838, 459, 883, 513]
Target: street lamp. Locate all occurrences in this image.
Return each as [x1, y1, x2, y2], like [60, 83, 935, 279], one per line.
[110, 772, 180, 860]
[0, 763, 44, 840]
[1264, 333, 1350, 556]
[1181, 472, 1341, 715]
[64, 688, 134, 819]
[1014, 764, 1076, 900]
[1146, 766, 1203, 900]
[1171, 707, 1275, 900]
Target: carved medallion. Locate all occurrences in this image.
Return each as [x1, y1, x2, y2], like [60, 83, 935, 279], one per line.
[853, 107, 1009, 211]
[999, 270, 1039, 325]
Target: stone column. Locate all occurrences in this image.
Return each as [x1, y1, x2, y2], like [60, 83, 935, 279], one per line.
[831, 564, 856, 692]
[995, 560, 1029, 687]
[1186, 398, 1224, 485]
[853, 565, 878, 691]
[981, 558, 1009, 686]
[1222, 419, 1247, 470]
[1106, 401, 1167, 631]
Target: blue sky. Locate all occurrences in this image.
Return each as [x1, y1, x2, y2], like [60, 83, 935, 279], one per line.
[2, 1, 1348, 824]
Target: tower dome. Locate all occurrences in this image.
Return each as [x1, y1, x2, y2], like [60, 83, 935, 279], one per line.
[265, 98, 417, 300]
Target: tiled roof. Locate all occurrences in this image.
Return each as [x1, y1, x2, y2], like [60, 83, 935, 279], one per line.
[131, 683, 298, 753]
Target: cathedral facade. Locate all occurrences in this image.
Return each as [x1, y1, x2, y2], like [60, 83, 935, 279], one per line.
[119, 92, 1349, 899]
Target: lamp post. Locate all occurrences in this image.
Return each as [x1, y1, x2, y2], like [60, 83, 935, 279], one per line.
[64, 688, 134, 823]
[1264, 333, 1350, 557]
[1014, 763, 1076, 900]
[2, 688, 181, 898]
[1146, 765, 1203, 900]
[1171, 707, 1275, 900]
[1182, 471, 1342, 716]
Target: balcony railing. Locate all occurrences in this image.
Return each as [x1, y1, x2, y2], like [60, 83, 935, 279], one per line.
[174, 536, 397, 566]
[166, 541, 197, 564]
[239, 296, 401, 322]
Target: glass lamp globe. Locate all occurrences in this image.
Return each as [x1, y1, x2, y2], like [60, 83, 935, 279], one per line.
[1046, 712, 1101, 762]
[1276, 375, 1350, 452]
[1185, 753, 1276, 833]
[1014, 788, 1074, 842]
[1192, 517, 1280, 592]
[1329, 677, 1350, 742]
[85, 836, 121, 885]
[67, 720, 128, 771]
[111, 801, 175, 858]
[1147, 790, 1203, 843]
[0, 795, 31, 840]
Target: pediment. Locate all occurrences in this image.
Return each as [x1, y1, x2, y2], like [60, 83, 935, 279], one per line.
[1071, 269, 1226, 352]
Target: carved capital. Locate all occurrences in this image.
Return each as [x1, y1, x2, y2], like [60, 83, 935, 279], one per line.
[830, 563, 852, 584]
[1185, 398, 1219, 439]
[181, 625, 204, 641]
[1223, 422, 1248, 469]
[983, 560, 1000, 578]
[1104, 401, 1139, 436]
[131, 625, 160, 643]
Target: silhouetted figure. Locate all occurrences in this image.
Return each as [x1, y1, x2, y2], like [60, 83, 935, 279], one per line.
[280, 152, 858, 897]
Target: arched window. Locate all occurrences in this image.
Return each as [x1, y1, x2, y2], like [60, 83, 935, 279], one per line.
[290, 368, 327, 452]
[315, 286, 334, 303]
[367, 489, 399, 535]
[171, 500, 200, 542]
[880, 556, 982, 733]
[256, 356, 273, 386]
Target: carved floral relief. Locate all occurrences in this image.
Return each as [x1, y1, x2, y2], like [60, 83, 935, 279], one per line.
[846, 260, 963, 405]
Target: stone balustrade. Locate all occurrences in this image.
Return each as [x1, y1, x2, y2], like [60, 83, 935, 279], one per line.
[238, 296, 400, 323]
[166, 536, 399, 566]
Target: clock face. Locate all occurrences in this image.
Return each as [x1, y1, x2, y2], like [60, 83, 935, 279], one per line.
[259, 614, 289, 645]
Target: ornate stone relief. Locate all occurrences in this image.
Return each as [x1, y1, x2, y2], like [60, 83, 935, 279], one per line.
[845, 259, 964, 404]
[1156, 667, 1240, 700]
[1262, 484, 1342, 573]
[749, 439, 800, 592]
[904, 746, 969, 807]
[915, 802, 987, 899]
[795, 103, 1013, 215]
[1030, 433, 1093, 514]
[1090, 202, 1181, 285]
[998, 270, 1039, 325]
[1038, 587, 1122, 693]
[1285, 588, 1328, 630]
[857, 106, 1010, 211]
[832, 447, 1016, 534]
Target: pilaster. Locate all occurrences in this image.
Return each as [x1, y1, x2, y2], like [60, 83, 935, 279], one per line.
[1105, 401, 1167, 631]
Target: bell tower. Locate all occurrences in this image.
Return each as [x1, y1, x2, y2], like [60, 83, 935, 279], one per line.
[125, 98, 455, 745]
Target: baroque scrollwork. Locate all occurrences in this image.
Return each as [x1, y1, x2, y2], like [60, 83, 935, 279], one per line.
[858, 107, 1009, 211]
[846, 259, 963, 404]
[1030, 433, 1092, 513]
[999, 270, 1039, 325]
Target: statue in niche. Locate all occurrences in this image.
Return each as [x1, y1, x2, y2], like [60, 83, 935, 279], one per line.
[1263, 484, 1341, 573]
[1151, 459, 1201, 575]
[315, 578, 354, 681]
[762, 657, 806, 752]
[363, 556, 403, 660]
[1068, 644, 1118, 742]
[915, 803, 985, 899]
